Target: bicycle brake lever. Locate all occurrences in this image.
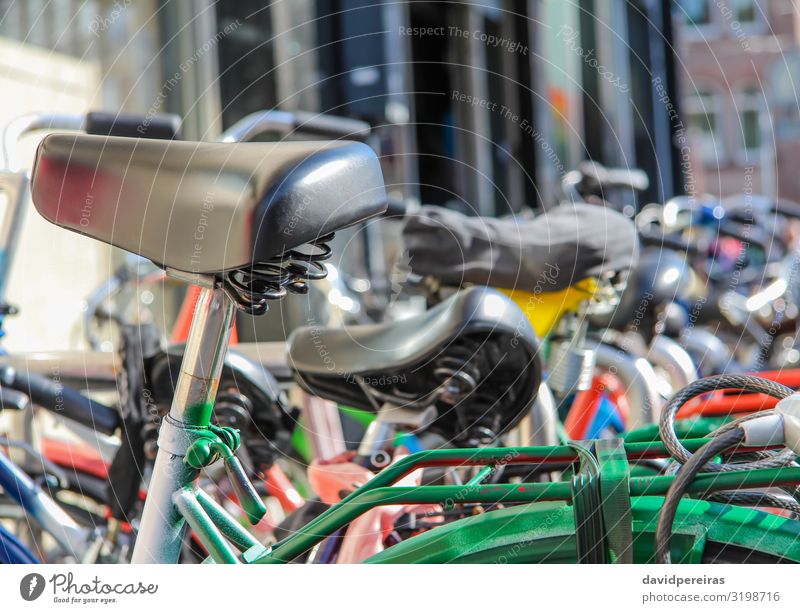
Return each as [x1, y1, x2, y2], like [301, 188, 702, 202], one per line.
[223, 454, 267, 525]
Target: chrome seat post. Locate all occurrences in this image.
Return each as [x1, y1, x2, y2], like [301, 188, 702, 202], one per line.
[132, 282, 236, 564]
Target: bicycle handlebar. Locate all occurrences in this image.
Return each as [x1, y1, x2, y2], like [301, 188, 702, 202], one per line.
[580, 162, 650, 192]
[1, 113, 83, 170]
[0, 366, 119, 435]
[84, 111, 181, 140]
[220, 109, 371, 143]
[2, 110, 182, 170]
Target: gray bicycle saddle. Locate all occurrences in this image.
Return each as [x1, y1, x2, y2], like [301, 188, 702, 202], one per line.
[288, 287, 542, 443]
[30, 133, 387, 274]
[402, 203, 639, 291]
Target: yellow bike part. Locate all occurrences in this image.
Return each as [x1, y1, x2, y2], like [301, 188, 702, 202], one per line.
[500, 278, 597, 337]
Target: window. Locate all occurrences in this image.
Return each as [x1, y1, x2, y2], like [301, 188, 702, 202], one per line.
[684, 87, 724, 164]
[736, 86, 764, 159]
[676, 0, 720, 39]
[679, 0, 712, 27]
[731, 0, 758, 24]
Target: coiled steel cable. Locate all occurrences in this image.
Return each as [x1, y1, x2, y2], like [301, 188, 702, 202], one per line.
[659, 374, 795, 472]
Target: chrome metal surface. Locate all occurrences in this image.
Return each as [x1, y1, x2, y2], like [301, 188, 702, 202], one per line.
[681, 327, 735, 375]
[524, 383, 559, 446]
[593, 342, 663, 428]
[649, 335, 698, 391]
[356, 403, 437, 458]
[131, 286, 236, 564]
[220, 110, 371, 143]
[1, 112, 83, 170]
[0, 341, 293, 386]
[547, 342, 596, 395]
[220, 110, 301, 143]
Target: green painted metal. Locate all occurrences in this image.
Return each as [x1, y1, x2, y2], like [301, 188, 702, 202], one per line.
[370, 502, 577, 564]
[182, 401, 217, 426]
[174, 487, 240, 564]
[195, 489, 261, 552]
[255, 482, 575, 563]
[624, 418, 728, 444]
[184, 424, 238, 468]
[252, 442, 800, 564]
[466, 465, 495, 486]
[180, 423, 267, 525]
[630, 466, 800, 495]
[596, 439, 632, 563]
[365, 496, 800, 563]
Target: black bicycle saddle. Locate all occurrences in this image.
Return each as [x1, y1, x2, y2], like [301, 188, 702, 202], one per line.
[288, 287, 542, 443]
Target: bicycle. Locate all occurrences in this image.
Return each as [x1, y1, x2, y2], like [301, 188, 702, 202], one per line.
[29, 126, 388, 563]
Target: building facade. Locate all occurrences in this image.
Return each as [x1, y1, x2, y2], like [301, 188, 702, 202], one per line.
[676, 0, 800, 201]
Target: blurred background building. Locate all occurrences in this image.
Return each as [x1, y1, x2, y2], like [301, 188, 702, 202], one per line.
[676, 0, 800, 201]
[0, 0, 797, 350]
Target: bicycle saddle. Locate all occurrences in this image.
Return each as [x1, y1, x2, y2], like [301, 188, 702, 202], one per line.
[402, 203, 638, 292]
[30, 134, 386, 274]
[288, 287, 542, 443]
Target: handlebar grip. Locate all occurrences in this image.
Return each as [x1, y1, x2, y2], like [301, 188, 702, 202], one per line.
[85, 111, 182, 140]
[0, 367, 119, 435]
[638, 229, 701, 256]
[291, 111, 371, 141]
[0, 387, 29, 411]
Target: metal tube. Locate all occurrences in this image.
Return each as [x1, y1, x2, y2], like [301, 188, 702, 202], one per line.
[259, 437, 785, 561]
[630, 466, 800, 497]
[649, 335, 698, 391]
[131, 286, 236, 564]
[2, 112, 84, 170]
[173, 488, 239, 564]
[195, 489, 261, 552]
[219, 110, 297, 143]
[0, 450, 88, 556]
[258, 481, 574, 563]
[525, 383, 559, 446]
[466, 465, 495, 486]
[260, 461, 800, 564]
[593, 342, 663, 427]
[0, 172, 29, 302]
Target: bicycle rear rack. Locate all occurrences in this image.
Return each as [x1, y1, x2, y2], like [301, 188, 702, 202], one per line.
[180, 436, 800, 564]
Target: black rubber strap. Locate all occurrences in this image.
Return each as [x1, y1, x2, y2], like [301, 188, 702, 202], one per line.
[569, 442, 607, 564]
